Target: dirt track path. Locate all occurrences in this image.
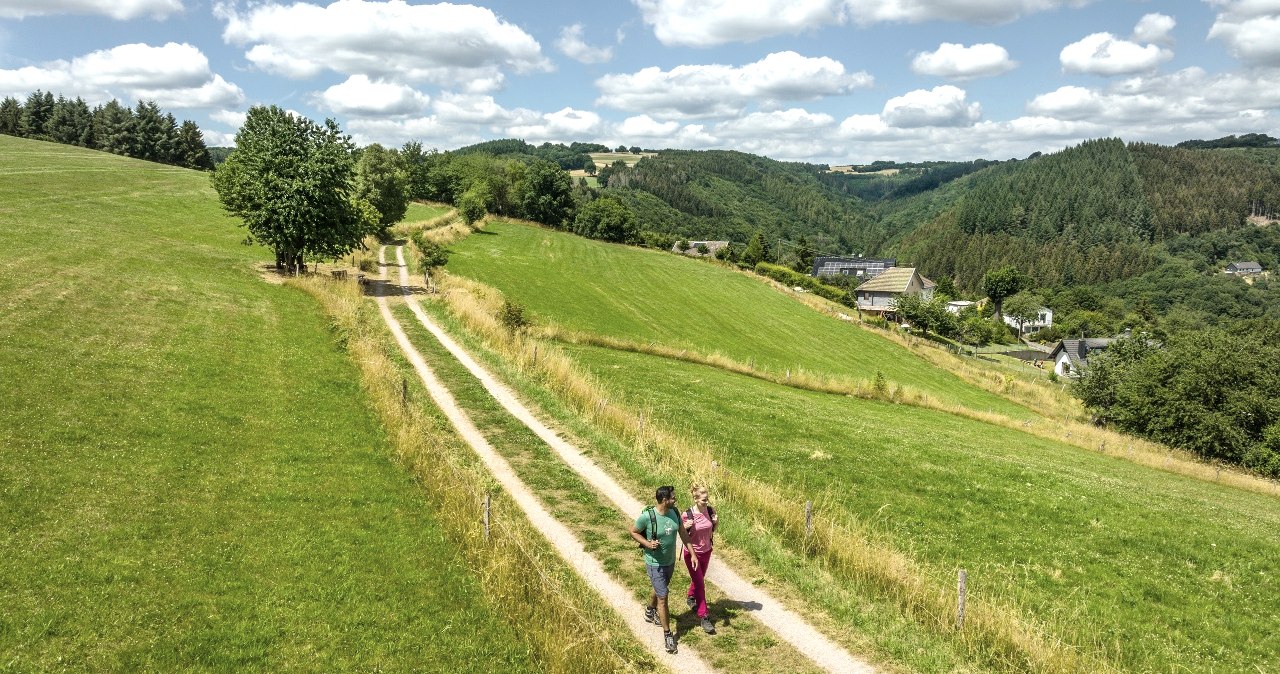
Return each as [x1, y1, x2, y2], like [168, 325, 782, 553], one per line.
[391, 246, 880, 674]
[373, 247, 714, 671]
[384, 246, 878, 674]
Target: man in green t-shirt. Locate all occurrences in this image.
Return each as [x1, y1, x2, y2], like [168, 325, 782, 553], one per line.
[629, 485, 695, 654]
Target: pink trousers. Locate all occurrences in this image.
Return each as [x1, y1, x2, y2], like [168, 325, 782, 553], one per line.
[682, 547, 713, 618]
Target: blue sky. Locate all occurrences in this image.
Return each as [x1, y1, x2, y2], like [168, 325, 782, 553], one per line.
[1, 0, 1278, 163]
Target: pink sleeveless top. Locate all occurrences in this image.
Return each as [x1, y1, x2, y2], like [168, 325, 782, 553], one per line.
[683, 507, 714, 554]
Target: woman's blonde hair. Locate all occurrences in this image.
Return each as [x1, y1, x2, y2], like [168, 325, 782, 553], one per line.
[689, 482, 707, 495]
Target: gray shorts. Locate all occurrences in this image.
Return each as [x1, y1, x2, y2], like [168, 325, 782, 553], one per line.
[646, 563, 675, 598]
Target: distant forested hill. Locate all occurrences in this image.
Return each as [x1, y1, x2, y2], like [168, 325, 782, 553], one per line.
[891, 138, 1280, 293]
[599, 150, 885, 255]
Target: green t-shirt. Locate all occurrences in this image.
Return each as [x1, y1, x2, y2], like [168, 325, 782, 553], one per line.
[635, 507, 682, 567]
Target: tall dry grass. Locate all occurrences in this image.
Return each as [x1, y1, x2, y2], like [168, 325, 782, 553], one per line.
[432, 270, 1118, 674]
[291, 275, 651, 674]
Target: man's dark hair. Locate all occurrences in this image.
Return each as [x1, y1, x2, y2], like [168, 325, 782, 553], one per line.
[655, 485, 675, 503]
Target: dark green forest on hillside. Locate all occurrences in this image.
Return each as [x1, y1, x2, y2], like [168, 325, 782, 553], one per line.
[893, 139, 1280, 295]
[598, 150, 885, 255]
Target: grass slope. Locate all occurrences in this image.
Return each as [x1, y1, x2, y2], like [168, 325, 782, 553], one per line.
[437, 217, 1280, 672]
[446, 220, 1027, 417]
[0, 136, 534, 671]
[560, 343, 1280, 672]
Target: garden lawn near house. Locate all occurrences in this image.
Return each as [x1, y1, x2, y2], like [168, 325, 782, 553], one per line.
[0, 136, 536, 671]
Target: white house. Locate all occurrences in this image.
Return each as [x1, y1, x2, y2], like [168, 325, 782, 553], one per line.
[854, 267, 935, 315]
[946, 300, 977, 314]
[1048, 338, 1113, 377]
[1003, 307, 1053, 334]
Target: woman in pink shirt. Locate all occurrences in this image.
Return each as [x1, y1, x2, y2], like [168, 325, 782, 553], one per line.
[681, 483, 718, 634]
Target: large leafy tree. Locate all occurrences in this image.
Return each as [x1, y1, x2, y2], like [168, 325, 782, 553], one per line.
[212, 106, 371, 274]
[982, 265, 1026, 319]
[354, 143, 410, 234]
[518, 158, 574, 227]
[1003, 290, 1047, 334]
[573, 195, 637, 243]
[1074, 330, 1280, 475]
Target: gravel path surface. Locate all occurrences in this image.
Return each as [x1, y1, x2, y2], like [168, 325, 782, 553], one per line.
[373, 247, 714, 671]
[384, 245, 878, 674]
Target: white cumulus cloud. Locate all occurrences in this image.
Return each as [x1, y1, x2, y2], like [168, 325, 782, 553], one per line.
[911, 43, 1017, 79]
[0, 42, 243, 109]
[618, 114, 681, 138]
[596, 51, 871, 118]
[632, 0, 1095, 46]
[844, 0, 1096, 25]
[881, 85, 981, 127]
[219, 0, 551, 90]
[316, 75, 429, 116]
[0, 0, 182, 20]
[1208, 1, 1280, 66]
[1060, 32, 1172, 76]
[1133, 13, 1176, 44]
[556, 24, 613, 64]
[507, 107, 604, 143]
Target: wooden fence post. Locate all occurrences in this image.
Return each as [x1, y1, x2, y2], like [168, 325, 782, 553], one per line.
[401, 378, 408, 406]
[957, 569, 967, 630]
[483, 492, 491, 542]
[532, 344, 538, 368]
[804, 500, 813, 545]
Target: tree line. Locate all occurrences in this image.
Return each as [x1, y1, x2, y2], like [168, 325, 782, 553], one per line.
[0, 89, 212, 170]
[1075, 325, 1280, 477]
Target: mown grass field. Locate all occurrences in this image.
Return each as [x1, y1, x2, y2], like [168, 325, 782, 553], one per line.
[446, 220, 1028, 417]
[403, 200, 452, 224]
[439, 219, 1280, 673]
[561, 343, 1280, 672]
[0, 136, 535, 671]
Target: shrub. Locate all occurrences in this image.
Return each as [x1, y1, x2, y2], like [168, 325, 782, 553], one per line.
[498, 299, 529, 333]
[754, 262, 852, 307]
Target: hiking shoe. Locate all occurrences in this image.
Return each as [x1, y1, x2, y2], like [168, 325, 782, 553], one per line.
[664, 630, 677, 654]
[644, 606, 658, 625]
[701, 617, 716, 635]
[686, 595, 696, 609]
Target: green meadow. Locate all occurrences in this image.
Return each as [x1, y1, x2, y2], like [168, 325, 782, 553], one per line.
[0, 136, 534, 671]
[440, 219, 1280, 672]
[446, 219, 1027, 417]
[561, 343, 1280, 672]
[403, 200, 452, 224]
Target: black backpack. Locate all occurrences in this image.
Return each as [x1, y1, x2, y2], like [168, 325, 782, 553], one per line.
[683, 505, 716, 544]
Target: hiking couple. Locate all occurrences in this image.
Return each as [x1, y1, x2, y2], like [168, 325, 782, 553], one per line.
[628, 483, 718, 655]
